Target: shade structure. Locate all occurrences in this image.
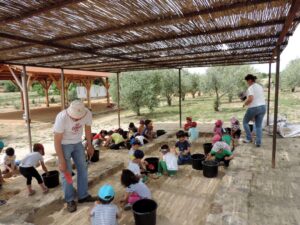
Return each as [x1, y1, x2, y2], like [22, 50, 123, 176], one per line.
[0, 1, 299, 72]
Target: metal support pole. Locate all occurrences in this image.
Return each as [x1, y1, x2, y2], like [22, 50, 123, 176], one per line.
[117, 72, 121, 128]
[179, 68, 182, 128]
[272, 45, 280, 168]
[267, 62, 271, 126]
[60, 68, 65, 110]
[106, 77, 110, 106]
[21, 66, 32, 152]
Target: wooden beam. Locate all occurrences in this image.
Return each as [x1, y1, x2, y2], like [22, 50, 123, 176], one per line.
[103, 57, 271, 72]
[7, 65, 23, 91]
[139, 43, 284, 61]
[271, 0, 300, 60]
[1, 0, 87, 24]
[83, 51, 272, 70]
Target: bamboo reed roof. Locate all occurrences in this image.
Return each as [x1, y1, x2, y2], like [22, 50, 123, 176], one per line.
[0, 0, 300, 73]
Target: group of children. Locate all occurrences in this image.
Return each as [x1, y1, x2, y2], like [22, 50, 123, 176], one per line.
[207, 117, 242, 167]
[90, 119, 156, 151]
[0, 141, 49, 196]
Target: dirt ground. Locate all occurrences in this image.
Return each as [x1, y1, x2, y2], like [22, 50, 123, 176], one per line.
[1, 103, 300, 225]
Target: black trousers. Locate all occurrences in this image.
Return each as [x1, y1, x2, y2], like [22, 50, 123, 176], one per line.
[109, 142, 125, 150]
[19, 166, 43, 185]
[215, 157, 231, 167]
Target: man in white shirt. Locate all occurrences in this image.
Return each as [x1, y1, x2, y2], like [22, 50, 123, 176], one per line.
[54, 100, 95, 213]
[243, 74, 266, 147]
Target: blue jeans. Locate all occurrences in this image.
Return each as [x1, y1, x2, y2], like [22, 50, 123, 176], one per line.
[243, 105, 266, 145]
[178, 153, 191, 165]
[61, 142, 89, 202]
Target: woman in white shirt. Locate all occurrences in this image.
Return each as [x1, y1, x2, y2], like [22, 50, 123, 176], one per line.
[242, 74, 266, 147]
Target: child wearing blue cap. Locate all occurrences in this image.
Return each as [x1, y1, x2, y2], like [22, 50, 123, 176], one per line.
[90, 184, 121, 225]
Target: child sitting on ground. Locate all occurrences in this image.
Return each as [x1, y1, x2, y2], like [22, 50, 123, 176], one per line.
[157, 145, 178, 177]
[19, 143, 49, 196]
[128, 122, 137, 139]
[128, 140, 142, 163]
[188, 122, 199, 143]
[90, 184, 121, 225]
[128, 150, 148, 183]
[206, 141, 234, 167]
[175, 130, 191, 165]
[120, 169, 151, 210]
[137, 120, 146, 135]
[143, 120, 156, 141]
[184, 117, 193, 131]
[230, 117, 241, 140]
[92, 130, 107, 147]
[1, 147, 17, 175]
[214, 120, 223, 137]
[105, 131, 125, 150]
[221, 128, 232, 147]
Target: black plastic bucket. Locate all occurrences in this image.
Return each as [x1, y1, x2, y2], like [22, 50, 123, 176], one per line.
[42, 170, 59, 188]
[191, 153, 205, 170]
[202, 161, 219, 178]
[145, 157, 159, 173]
[203, 143, 213, 155]
[156, 130, 166, 137]
[90, 150, 100, 162]
[132, 199, 157, 225]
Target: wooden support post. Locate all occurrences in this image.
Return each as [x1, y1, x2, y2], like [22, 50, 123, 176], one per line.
[20, 87, 25, 110]
[105, 77, 110, 106]
[117, 72, 121, 128]
[178, 68, 182, 128]
[21, 66, 32, 152]
[86, 79, 92, 110]
[61, 69, 65, 110]
[267, 62, 272, 126]
[272, 45, 280, 168]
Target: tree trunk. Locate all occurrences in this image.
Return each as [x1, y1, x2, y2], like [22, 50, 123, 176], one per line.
[182, 94, 185, 101]
[214, 86, 220, 111]
[192, 92, 196, 98]
[228, 94, 233, 103]
[167, 96, 172, 106]
[198, 91, 201, 96]
[292, 87, 295, 92]
[136, 107, 141, 116]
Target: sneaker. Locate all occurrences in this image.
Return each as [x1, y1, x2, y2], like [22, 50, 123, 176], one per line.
[124, 203, 132, 211]
[243, 139, 252, 143]
[78, 195, 97, 203]
[67, 201, 77, 213]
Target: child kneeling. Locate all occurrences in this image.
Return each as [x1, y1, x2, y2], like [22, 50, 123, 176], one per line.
[120, 169, 151, 210]
[207, 141, 234, 167]
[90, 184, 121, 225]
[19, 143, 48, 196]
[157, 145, 178, 177]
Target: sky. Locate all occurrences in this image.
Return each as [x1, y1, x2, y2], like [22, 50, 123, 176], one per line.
[187, 26, 300, 74]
